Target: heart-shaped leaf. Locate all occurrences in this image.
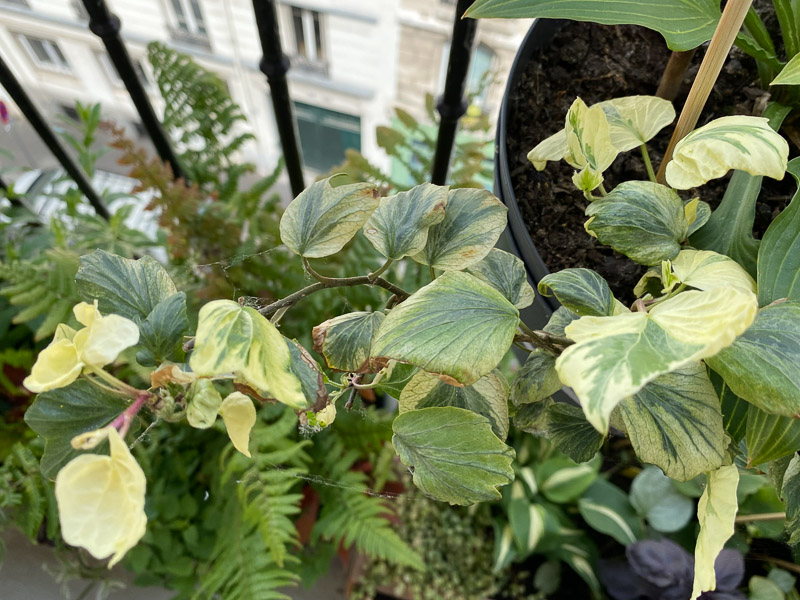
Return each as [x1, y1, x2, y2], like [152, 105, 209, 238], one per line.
[598, 96, 676, 151]
[286, 338, 329, 410]
[630, 466, 694, 533]
[538, 268, 616, 316]
[669, 249, 756, 294]
[138, 292, 188, 363]
[545, 403, 604, 464]
[312, 311, 384, 373]
[510, 349, 562, 406]
[466, 248, 535, 309]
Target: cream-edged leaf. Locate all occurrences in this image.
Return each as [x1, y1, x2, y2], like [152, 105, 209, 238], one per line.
[669, 249, 757, 294]
[413, 188, 507, 271]
[362, 183, 448, 260]
[279, 175, 378, 258]
[538, 268, 616, 316]
[528, 129, 568, 170]
[312, 311, 384, 373]
[219, 392, 257, 458]
[371, 272, 519, 386]
[55, 428, 147, 568]
[189, 300, 306, 408]
[597, 96, 676, 152]
[666, 116, 789, 189]
[466, 248, 535, 309]
[557, 288, 757, 433]
[399, 370, 509, 440]
[691, 465, 740, 600]
[565, 98, 618, 174]
[771, 53, 800, 85]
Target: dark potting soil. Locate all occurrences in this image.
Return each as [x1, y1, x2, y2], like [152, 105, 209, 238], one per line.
[506, 20, 796, 303]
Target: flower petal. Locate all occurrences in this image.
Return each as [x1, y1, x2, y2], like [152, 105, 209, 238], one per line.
[76, 312, 140, 367]
[23, 338, 83, 393]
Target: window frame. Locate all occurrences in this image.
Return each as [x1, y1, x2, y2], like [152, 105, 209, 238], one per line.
[95, 51, 152, 90]
[165, 0, 209, 46]
[17, 34, 72, 75]
[286, 5, 326, 64]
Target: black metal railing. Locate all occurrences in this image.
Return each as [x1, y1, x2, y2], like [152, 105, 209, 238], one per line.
[0, 0, 476, 212]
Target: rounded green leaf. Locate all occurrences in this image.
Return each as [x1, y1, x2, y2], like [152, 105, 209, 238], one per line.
[279, 175, 378, 258]
[585, 181, 687, 266]
[362, 183, 448, 260]
[544, 403, 604, 464]
[666, 116, 789, 189]
[629, 466, 694, 533]
[412, 188, 507, 271]
[466, 248, 535, 309]
[399, 370, 509, 440]
[510, 349, 562, 406]
[538, 268, 615, 316]
[392, 406, 515, 505]
[620, 363, 726, 481]
[371, 271, 519, 386]
[189, 300, 306, 408]
[312, 311, 385, 373]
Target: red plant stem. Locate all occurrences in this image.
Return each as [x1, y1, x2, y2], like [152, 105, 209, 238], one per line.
[111, 393, 148, 438]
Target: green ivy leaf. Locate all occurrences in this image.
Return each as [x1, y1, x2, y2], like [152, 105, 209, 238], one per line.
[745, 405, 800, 465]
[286, 338, 329, 409]
[463, 0, 721, 52]
[412, 188, 507, 271]
[578, 478, 643, 546]
[399, 370, 509, 441]
[757, 158, 800, 305]
[371, 271, 519, 386]
[709, 369, 748, 444]
[629, 466, 694, 533]
[279, 175, 378, 258]
[510, 350, 561, 406]
[392, 407, 514, 505]
[545, 403, 604, 464]
[312, 311, 384, 373]
[584, 181, 687, 266]
[76, 249, 177, 321]
[706, 302, 800, 417]
[619, 363, 726, 481]
[363, 183, 448, 260]
[466, 248, 535, 309]
[538, 268, 616, 316]
[24, 380, 129, 479]
[138, 292, 188, 363]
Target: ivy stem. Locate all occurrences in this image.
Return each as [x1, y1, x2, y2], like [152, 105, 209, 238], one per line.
[640, 144, 656, 182]
[734, 512, 786, 523]
[85, 375, 131, 397]
[367, 258, 393, 282]
[517, 321, 572, 355]
[429, 266, 436, 280]
[598, 182, 609, 196]
[749, 554, 800, 575]
[86, 366, 141, 397]
[110, 393, 149, 438]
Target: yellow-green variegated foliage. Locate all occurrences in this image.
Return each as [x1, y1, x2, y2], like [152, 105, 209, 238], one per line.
[565, 98, 617, 191]
[666, 116, 789, 189]
[691, 465, 739, 600]
[771, 53, 800, 85]
[219, 392, 257, 458]
[668, 249, 756, 294]
[189, 300, 306, 408]
[556, 287, 757, 433]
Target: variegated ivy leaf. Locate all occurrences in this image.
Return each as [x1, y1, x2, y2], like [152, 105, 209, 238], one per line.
[584, 181, 687, 266]
[572, 166, 605, 192]
[189, 300, 306, 409]
[412, 188, 507, 271]
[466, 248, 535, 309]
[399, 369, 509, 440]
[619, 363, 726, 481]
[392, 407, 515, 505]
[597, 96, 676, 152]
[362, 183, 448, 260]
[705, 302, 800, 417]
[557, 287, 758, 433]
[691, 465, 740, 600]
[286, 338, 329, 409]
[463, 0, 721, 52]
[312, 311, 385, 373]
[565, 98, 618, 188]
[510, 350, 562, 406]
[279, 175, 378, 258]
[527, 129, 567, 171]
[669, 249, 757, 294]
[771, 53, 800, 85]
[684, 198, 712, 236]
[666, 116, 789, 189]
[538, 268, 616, 316]
[371, 271, 519, 386]
[545, 403, 605, 464]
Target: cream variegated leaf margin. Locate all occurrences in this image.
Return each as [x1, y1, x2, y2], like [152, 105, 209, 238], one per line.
[189, 300, 306, 408]
[565, 98, 617, 191]
[771, 53, 800, 85]
[666, 116, 789, 189]
[528, 96, 673, 171]
[691, 464, 740, 599]
[669, 249, 756, 294]
[556, 287, 757, 433]
[219, 392, 257, 458]
[55, 427, 147, 567]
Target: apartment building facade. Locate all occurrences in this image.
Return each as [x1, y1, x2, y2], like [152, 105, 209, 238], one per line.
[0, 0, 530, 182]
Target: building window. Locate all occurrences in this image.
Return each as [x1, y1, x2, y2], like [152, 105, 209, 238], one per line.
[17, 35, 71, 74]
[166, 0, 209, 47]
[96, 52, 151, 90]
[287, 6, 327, 76]
[294, 102, 360, 172]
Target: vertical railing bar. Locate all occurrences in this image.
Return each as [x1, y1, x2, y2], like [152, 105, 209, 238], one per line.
[82, 0, 186, 181]
[252, 0, 305, 197]
[0, 54, 110, 219]
[431, 0, 478, 186]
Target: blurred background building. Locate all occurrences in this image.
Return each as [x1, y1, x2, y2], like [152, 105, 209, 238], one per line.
[0, 0, 531, 192]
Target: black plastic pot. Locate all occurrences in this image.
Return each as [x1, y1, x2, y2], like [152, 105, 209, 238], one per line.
[495, 18, 567, 330]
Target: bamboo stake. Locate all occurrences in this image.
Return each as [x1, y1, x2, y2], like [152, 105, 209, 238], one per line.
[656, 0, 753, 183]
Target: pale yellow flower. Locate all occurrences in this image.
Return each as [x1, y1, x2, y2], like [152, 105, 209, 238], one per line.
[24, 301, 139, 393]
[55, 427, 147, 568]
